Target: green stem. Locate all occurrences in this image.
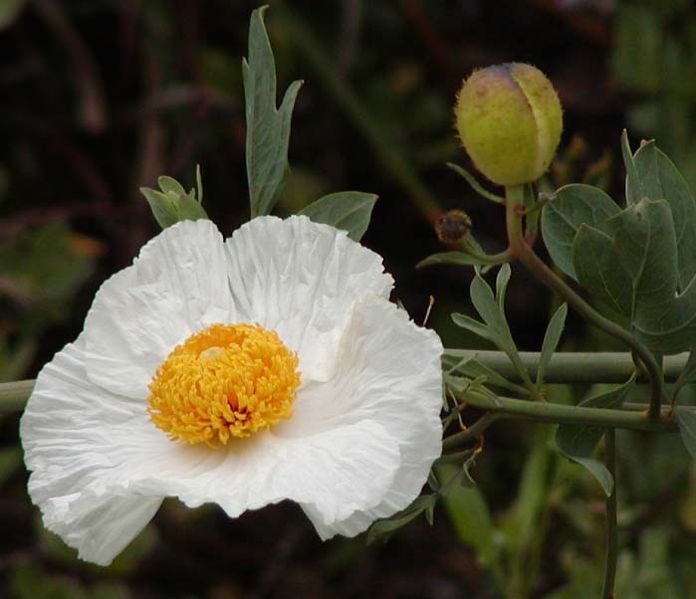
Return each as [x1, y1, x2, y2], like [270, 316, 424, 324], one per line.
[504, 185, 664, 420]
[458, 389, 677, 433]
[601, 430, 618, 599]
[443, 349, 688, 384]
[443, 412, 500, 450]
[0, 380, 34, 414]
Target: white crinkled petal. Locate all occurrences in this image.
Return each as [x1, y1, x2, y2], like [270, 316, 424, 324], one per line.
[83, 219, 236, 399]
[20, 337, 163, 566]
[273, 295, 444, 538]
[21, 335, 405, 564]
[225, 215, 394, 381]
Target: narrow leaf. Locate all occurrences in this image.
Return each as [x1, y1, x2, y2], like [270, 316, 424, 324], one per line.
[438, 465, 501, 571]
[366, 495, 437, 544]
[621, 129, 642, 205]
[442, 353, 529, 395]
[537, 303, 568, 387]
[446, 162, 505, 204]
[556, 377, 636, 495]
[417, 251, 497, 269]
[495, 263, 511, 310]
[451, 313, 496, 345]
[299, 191, 377, 241]
[243, 6, 303, 217]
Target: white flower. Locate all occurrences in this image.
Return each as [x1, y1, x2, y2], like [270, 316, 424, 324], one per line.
[20, 215, 443, 565]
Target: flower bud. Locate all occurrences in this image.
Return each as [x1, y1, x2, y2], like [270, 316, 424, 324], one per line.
[435, 209, 472, 244]
[454, 63, 562, 186]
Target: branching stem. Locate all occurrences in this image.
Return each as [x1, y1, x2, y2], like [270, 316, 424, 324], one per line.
[504, 185, 664, 420]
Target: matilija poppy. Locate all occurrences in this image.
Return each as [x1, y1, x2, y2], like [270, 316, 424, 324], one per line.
[20, 215, 443, 565]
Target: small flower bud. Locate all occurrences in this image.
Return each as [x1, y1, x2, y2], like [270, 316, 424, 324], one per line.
[435, 209, 472, 244]
[454, 63, 563, 186]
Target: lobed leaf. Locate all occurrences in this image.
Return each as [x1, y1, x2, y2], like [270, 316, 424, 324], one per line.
[632, 141, 696, 291]
[243, 6, 303, 217]
[541, 184, 620, 279]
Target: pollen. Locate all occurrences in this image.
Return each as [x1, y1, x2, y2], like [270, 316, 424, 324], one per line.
[147, 323, 300, 447]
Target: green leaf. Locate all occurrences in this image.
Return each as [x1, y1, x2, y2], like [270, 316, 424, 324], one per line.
[621, 130, 642, 205]
[299, 191, 377, 241]
[446, 162, 505, 204]
[438, 465, 501, 573]
[243, 6, 303, 217]
[366, 495, 437, 544]
[573, 198, 696, 352]
[556, 377, 636, 495]
[495, 263, 511, 309]
[417, 251, 494, 269]
[675, 407, 696, 459]
[442, 353, 529, 395]
[609, 199, 678, 312]
[633, 141, 696, 290]
[541, 184, 620, 279]
[571, 225, 631, 322]
[157, 175, 186, 196]
[141, 174, 208, 230]
[454, 269, 533, 388]
[451, 313, 495, 345]
[537, 303, 568, 387]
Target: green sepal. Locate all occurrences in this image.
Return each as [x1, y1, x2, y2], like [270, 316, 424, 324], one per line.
[140, 172, 207, 230]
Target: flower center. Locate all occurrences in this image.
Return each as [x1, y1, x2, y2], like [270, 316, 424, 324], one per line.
[147, 323, 300, 447]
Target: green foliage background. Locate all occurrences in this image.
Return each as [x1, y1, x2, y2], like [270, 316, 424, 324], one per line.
[1, 1, 695, 597]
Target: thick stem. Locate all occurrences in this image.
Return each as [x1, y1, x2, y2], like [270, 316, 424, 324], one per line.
[458, 389, 677, 433]
[601, 430, 618, 599]
[443, 350, 688, 384]
[505, 186, 664, 420]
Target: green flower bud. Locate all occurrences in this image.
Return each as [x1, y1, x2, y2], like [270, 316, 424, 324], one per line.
[454, 63, 563, 186]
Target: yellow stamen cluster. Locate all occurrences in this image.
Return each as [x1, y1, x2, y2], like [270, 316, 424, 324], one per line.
[148, 323, 300, 447]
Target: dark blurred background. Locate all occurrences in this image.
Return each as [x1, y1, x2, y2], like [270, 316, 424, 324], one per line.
[1, 1, 695, 597]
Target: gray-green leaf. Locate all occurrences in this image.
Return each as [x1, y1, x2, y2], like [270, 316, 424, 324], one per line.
[537, 303, 568, 387]
[556, 377, 636, 495]
[299, 191, 377, 241]
[632, 141, 696, 291]
[243, 6, 303, 217]
[541, 184, 620, 279]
